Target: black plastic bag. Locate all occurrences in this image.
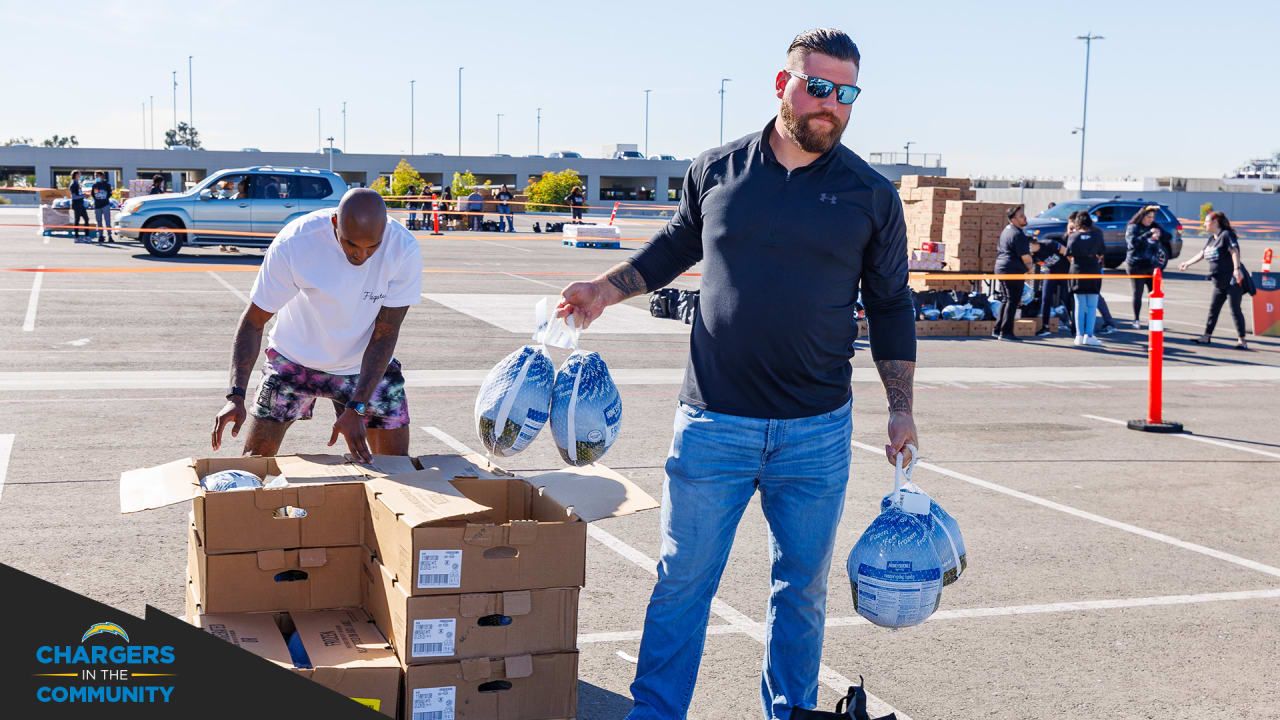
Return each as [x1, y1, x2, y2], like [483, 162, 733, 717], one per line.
[677, 289, 700, 325]
[788, 676, 897, 720]
[649, 288, 680, 319]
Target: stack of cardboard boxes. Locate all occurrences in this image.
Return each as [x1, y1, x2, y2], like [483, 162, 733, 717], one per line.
[121, 452, 658, 720]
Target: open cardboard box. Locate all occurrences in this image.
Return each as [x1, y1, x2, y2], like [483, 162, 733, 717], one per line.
[189, 607, 400, 718]
[121, 454, 417, 554]
[404, 651, 578, 720]
[188, 520, 363, 613]
[365, 454, 658, 596]
[361, 551, 577, 666]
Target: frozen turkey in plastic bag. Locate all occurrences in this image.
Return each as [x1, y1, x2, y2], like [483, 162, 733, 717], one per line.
[880, 461, 967, 586]
[200, 469, 262, 492]
[474, 344, 555, 457]
[550, 349, 622, 466]
[847, 446, 943, 628]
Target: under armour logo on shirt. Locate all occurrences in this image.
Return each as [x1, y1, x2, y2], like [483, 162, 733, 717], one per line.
[817, 193, 838, 205]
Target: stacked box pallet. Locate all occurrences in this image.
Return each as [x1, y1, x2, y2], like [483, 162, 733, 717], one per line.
[900, 176, 978, 296]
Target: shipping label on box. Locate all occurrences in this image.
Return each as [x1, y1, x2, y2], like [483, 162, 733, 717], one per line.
[122, 454, 416, 554]
[367, 455, 657, 597]
[404, 652, 579, 720]
[362, 553, 577, 665]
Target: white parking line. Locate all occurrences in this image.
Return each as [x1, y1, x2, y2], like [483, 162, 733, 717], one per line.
[207, 271, 249, 303]
[22, 266, 44, 331]
[479, 240, 533, 253]
[850, 441, 1280, 579]
[0, 434, 12, 501]
[1082, 414, 1280, 460]
[501, 271, 561, 289]
[419, 425, 909, 720]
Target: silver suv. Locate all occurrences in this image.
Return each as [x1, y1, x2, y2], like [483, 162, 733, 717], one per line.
[116, 166, 347, 257]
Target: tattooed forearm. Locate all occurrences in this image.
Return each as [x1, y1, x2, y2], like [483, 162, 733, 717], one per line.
[230, 311, 267, 390]
[351, 306, 408, 404]
[875, 359, 915, 414]
[604, 262, 649, 300]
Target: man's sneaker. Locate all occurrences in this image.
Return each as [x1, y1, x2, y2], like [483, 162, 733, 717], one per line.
[1035, 327, 1053, 337]
[1098, 324, 1116, 335]
[1130, 320, 1142, 329]
[1084, 335, 1103, 347]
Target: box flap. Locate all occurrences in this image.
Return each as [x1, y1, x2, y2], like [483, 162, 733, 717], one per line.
[276, 454, 417, 485]
[459, 594, 493, 618]
[367, 470, 492, 528]
[119, 457, 199, 513]
[501, 591, 531, 616]
[298, 548, 328, 568]
[461, 658, 492, 681]
[415, 453, 511, 480]
[291, 608, 398, 669]
[528, 464, 659, 522]
[504, 654, 533, 679]
[195, 612, 291, 666]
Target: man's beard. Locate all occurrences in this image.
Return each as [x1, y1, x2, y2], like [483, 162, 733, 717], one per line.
[780, 98, 847, 154]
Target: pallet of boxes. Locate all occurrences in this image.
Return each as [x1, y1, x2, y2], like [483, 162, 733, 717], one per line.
[121, 452, 658, 719]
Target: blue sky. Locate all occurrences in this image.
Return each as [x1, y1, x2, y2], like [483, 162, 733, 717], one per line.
[2, 0, 1275, 179]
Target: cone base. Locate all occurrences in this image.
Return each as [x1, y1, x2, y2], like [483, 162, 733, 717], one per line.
[1127, 419, 1184, 433]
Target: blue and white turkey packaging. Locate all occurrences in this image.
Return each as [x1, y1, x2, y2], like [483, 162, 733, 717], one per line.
[474, 344, 555, 457]
[879, 465, 968, 586]
[550, 349, 623, 466]
[847, 447, 944, 628]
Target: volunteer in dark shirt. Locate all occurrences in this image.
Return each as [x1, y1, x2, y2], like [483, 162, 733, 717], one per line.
[1181, 211, 1248, 349]
[1034, 230, 1069, 336]
[496, 184, 515, 232]
[556, 29, 916, 720]
[1066, 213, 1106, 347]
[562, 186, 585, 223]
[149, 174, 166, 195]
[90, 171, 114, 242]
[68, 170, 91, 243]
[992, 205, 1039, 340]
[1125, 205, 1167, 327]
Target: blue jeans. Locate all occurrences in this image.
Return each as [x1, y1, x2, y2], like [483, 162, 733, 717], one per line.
[627, 400, 853, 720]
[1074, 293, 1100, 337]
[498, 205, 514, 232]
[94, 206, 112, 239]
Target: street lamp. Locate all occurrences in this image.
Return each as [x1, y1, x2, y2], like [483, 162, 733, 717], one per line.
[149, 95, 154, 149]
[644, 89, 652, 158]
[1076, 32, 1104, 194]
[410, 80, 416, 155]
[536, 108, 541, 155]
[496, 113, 503, 154]
[171, 71, 177, 138]
[188, 55, 193, 142]
[719, 78, 732, 145]
[342, 101, 347, 152]
[327, 137, 335, 171]
[904, 140, 915, 166]
[317, 108, 321, 151]
[457, 67, 464, 156]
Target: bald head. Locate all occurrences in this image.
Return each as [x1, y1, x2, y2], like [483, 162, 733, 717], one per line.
[331, 188, 388, 266]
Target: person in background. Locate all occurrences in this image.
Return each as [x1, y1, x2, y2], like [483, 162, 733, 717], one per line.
[90, 171, 114, 242]
[1182, 211, 1249, 350]
[441, 187, 454, 229]
[149, 174, 166, 195]
[467, 187, 485, 231]
[68, 170, 91, 243]
[564, 185, 586, 223]
[1034, 223, 1069, 337]
[1066, 212, 1106, 347]
[1124, 205, 1167, 328]
[1051, 212, 1117, 337]
[992, 205, 1039, 341]
[496, 184, 515, 232]
[1046, 201, 1057, 211]
[406, 185, 419, 231]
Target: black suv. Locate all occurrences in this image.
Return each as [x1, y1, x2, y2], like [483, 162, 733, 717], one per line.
[1024, 199, 1183, 269]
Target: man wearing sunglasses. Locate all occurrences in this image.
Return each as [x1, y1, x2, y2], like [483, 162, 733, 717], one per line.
[556, 27, 916, 720]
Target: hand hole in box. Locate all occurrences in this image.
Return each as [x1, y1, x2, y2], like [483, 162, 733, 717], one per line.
[272, 506, 307, 519]
[476, 614, 513, 627]
[273, 570, 309, 582]
[478, 680, 512, 693]
[482, 546, 518, 560]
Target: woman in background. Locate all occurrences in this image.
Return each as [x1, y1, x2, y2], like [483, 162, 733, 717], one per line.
[1181, 211, 1249, 350]
[1066, 213, 1106, 347]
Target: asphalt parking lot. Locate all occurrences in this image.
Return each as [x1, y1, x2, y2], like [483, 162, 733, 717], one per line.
[1, 206, 1278, 719]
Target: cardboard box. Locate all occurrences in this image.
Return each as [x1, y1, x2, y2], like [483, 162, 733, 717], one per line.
[188, 522, 363, 613]
[403, 652, 578, 720]
[899, 175, 972, 190]
[944, 256, 983, 272]
[121, 454, 417, 554]
[362, 553, 577, 666]
[191, 608, 400, 717]
[915, 320, 969, 337]
[981, 217, 1005, 233]
[1014, 318, 1043, 336]
[968, 320, 996, 337]
[366, 454, 658, 597]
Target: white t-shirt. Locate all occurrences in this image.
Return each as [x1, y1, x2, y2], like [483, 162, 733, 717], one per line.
[250, 209, 422, 375]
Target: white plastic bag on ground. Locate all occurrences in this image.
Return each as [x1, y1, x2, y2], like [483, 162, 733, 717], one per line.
[879, 452, 967, 586]
[847, 446, 943, 628]
[200, 470, 262, 492]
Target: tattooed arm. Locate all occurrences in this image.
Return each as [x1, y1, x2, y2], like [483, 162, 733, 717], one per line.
[554, 261, 651, 329]
[212, 303, 275, 451]
[350, 305, 409, 405]
[875, 359, 919, 466]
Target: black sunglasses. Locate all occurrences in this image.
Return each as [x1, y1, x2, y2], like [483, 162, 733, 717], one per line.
[786, 70, 861, 105]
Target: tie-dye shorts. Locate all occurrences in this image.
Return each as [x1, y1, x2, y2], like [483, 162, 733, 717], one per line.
[250, 348, 410, 429]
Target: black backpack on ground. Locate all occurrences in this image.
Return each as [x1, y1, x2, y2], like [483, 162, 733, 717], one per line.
[788, 677, 897, 720]
[649, 288, 680, 319]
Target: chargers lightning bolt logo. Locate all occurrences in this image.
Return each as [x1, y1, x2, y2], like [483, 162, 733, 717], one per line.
[81, 622, 130, 643]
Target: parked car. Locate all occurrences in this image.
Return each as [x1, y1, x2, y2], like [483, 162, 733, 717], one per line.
[548, 151, 582, 159]
[524, 154, 544, 158]
[490, 153, 512, 158]
[114, 166, 347, 257]
[1024, 198, 1183, 269]
[649, 154, 678, 161]
[612, 150, 646, 160]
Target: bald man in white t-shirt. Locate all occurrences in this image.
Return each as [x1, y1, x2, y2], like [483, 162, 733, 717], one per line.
[211, 189, 423, 461]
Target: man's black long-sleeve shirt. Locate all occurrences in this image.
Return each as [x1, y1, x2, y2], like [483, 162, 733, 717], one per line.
[627, 118, 916, 419]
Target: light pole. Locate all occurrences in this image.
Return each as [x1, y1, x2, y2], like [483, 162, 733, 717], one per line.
[187, 55, 193, 141]
[317, 108, 321, 151]
[536, 108, 541, 155]
[457, 67, 464, 156]
[410, 80, 416, 155]
[1076, 32, 1104, 194]
[718, 78, 731, 145]
[341, 101, 347, 152]
[496, 113, 503, 154]
[644, 89, 651, 158]
[141, 102, 146, 148]
[171, 71, 177, 138]
[327, 137, 334, 172]
[149, 95, 154, 149]
[904, 140, 915, 166]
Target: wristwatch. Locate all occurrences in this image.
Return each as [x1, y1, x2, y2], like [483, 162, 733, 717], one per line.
[226, 386, 246, 401]
[345, 400, 368, 416]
